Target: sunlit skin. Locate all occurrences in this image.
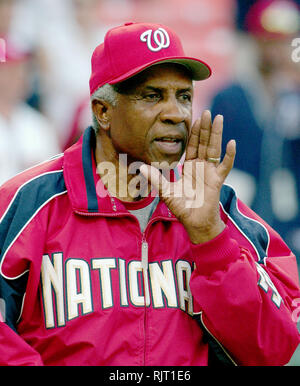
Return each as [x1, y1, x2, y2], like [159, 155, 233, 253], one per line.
[93, 64, 193, 200]
[93, 63, 236, 244]
[94, 64, 193, 166]
[110, 67, 192, 166]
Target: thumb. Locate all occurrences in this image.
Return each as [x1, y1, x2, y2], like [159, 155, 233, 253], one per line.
[139, 164, 170, 198]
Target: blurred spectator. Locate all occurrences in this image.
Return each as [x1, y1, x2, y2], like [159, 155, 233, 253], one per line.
[37, 0, 108, 148]
[4, 0, 236, 150]
[0, 43, 60, 185]
[0, 0, 14, 38]
[63, 96, 91, 150]
[7, 0, 108, 149]
[210, 0, 300, 261]
[234, 0, 300, 31]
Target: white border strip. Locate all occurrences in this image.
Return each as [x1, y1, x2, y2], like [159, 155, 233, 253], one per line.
[16, 292, 26, 324]
[6, 153, 63, 179]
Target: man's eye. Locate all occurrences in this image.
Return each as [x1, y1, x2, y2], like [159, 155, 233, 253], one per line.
[144, 93, 160, 100]
[179, 93, 192, 102]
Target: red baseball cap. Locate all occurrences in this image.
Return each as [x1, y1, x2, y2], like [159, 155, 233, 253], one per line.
[89, 22, 211, 95]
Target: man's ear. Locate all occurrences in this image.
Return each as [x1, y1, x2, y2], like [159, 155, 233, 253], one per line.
[92, 99, 111, 130]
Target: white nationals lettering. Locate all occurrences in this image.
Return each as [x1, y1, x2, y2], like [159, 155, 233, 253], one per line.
[40, 253, 193, 328]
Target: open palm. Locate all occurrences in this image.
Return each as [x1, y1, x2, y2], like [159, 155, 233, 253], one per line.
[140, 110, 236, 244]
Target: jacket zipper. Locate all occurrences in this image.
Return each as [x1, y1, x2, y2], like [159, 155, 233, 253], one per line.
[75, 207, 176, 365]
[140, 212, 174, 365]
[141, 240, 148, 272]
[141, 232, 148, 366]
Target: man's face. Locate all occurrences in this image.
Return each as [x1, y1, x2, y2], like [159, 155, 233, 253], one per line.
[110, 63, 193, 166]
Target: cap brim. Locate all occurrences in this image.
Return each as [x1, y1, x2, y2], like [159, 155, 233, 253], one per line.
[108, 56, 211, 85]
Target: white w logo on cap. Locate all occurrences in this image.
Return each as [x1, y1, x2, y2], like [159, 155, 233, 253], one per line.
[140, 28, 170, 52]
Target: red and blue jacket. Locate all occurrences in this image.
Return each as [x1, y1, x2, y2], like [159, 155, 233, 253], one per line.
[0, 126, 299, 366]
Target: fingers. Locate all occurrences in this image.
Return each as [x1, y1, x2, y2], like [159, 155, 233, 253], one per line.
[187, 110, 235, 182]
[205, 114, 223, 163]
[185, 118, 201, 160]
[197, 110, 212, 160]
[217, 139, 236, 179]
[186, 110, 223, 162]
[186, 110, 212, 161]
[139, 164, 170, 198]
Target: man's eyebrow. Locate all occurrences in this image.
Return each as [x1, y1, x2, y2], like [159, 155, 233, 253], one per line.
[142, 85, 193, 93]
[142, 86, 163, 92]
[177, 87, 193, 93]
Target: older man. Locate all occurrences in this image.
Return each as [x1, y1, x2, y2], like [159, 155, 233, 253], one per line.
[0, 22, 299, 366]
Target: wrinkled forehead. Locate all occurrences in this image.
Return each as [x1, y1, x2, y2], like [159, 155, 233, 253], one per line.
[113, 62, 194, 94]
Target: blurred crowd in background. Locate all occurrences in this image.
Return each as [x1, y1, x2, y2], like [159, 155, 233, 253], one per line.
[0, 0, 299, 264]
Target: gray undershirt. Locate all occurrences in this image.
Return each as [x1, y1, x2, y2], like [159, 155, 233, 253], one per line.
[128, 196, 160, 233]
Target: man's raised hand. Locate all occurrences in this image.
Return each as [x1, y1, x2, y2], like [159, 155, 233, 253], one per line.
[140, 110, 236, 244]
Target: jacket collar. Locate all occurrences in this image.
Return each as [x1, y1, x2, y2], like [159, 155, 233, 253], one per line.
[63, 126, 176, 219]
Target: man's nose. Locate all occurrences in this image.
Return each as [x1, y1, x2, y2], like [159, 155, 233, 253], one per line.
[159, 96, 187, 124]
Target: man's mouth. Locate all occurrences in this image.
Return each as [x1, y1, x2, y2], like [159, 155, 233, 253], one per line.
[155, 136, 182, 143]
[153, 136, 183, 155]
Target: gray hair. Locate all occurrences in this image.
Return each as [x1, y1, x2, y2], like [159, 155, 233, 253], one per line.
[90, 84, 118, 134]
